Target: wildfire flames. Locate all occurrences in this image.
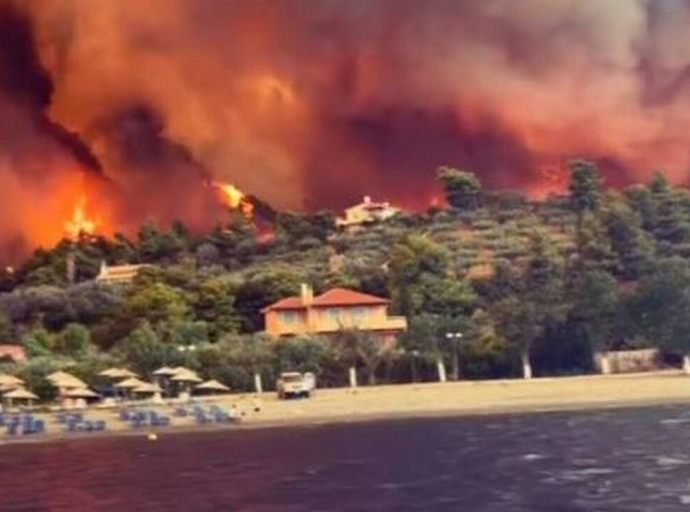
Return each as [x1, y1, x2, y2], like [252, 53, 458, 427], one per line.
[64, 197, 98, 241]
[213, 182, 255, 219]
[5, 1, 690, 262]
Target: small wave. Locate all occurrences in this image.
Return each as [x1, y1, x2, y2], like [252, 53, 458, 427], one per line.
[660, 419, 690, 425]
[522, 453, 545, 461]
[656, 456, 689, 467]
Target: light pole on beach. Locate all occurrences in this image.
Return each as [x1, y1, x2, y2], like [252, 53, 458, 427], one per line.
[408, 349, 420, 383]
[177, 345, 197, 393]
[445, 332, 463, 381]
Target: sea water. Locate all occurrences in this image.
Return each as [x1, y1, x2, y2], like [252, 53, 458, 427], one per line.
[3, 405, 690, 511]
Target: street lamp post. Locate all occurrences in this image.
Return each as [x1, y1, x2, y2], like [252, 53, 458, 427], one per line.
[177, 344, 197, 364]
[410, 350, 420, 383]
[445, 332, 463, 381]
[177, 345, 197, 393]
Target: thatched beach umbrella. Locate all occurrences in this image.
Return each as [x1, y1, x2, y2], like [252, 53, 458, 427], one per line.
[153, 366, 176, 377]
[152, 366, 177, 394]
[0, 374, 24, 387]
[171, 369, 202, 395]
[0, 382, 21, 394]
[99, 368, 138, 380]
[47, 371, 87, 389]
[114, 377, 146, 399]
[62, 388, 101, 399]
[133, 382, 164, 403]
[171, 368, 201, 381]
[3, 387, 38, 407]
[114, 377, 145, 389]
[133, 382, 162, 394]
[195, 380, 230, 394]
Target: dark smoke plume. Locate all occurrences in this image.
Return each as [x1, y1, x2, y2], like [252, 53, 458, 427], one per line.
[4, 0, 690, 260]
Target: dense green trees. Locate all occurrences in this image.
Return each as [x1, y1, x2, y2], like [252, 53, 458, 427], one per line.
[7, 164, 690, 390]
[438, 167, 482, 209]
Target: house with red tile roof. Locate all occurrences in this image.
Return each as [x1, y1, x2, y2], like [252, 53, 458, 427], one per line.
[263, 284, 407, 341]
[0, 344, 26, 362]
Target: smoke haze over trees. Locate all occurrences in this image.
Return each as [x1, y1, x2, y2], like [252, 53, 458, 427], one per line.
[4, 1, 690, 259]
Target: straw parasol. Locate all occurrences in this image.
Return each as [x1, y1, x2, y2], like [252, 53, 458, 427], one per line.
[47, 371, 87, 389]
[196, 380, 230, 393]
[0, 374, 24, 386]
[3, 387, 39, 401]
[171, 369, 202, 383]
[114, 377, 146, 389]
[0, 382, 21, 393]
[99, 368, 138, 379]
[153, 366, 176, 377]
[132, 382, 163, 394]
[62, 387, 101, 399]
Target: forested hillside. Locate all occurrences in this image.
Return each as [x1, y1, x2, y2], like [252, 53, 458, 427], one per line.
[2, 161, 690, 394]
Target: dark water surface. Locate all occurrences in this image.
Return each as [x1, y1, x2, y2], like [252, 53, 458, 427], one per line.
[3, 405, 690, 511]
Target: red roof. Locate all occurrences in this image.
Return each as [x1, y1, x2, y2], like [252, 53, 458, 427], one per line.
[312, 288, 389, 307]
[264, 296, 305, 311]
[0, 345, 26, 362]
[264, 287, 389, 311]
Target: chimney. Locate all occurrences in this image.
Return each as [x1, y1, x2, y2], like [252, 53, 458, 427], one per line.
[300, 283, 314, 305]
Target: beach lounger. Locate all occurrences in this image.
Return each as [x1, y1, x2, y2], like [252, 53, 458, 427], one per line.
[94, 420, 106, 431]
[34, 420, 45, 434]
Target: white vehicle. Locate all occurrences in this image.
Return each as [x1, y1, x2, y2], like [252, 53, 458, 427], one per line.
[277, 372, 316, 399]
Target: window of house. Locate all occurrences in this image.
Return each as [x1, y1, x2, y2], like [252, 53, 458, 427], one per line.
[352, 307, 368, 322]
[280, 311, 299, 325]
[328, 308, 343, 322]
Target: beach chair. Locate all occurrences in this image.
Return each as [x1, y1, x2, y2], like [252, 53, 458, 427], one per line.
[94, 420, 106, 431]
[34, 420, 45, 434]
[174, 407, 188, 417]
[119, 410, 131, 421]
[67, 419, 79, 432]
[55, 413, 67, 424]
[7, 424, 18, 436]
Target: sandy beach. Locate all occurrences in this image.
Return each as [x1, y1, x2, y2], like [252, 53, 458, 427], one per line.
[3, 370, 690, 445]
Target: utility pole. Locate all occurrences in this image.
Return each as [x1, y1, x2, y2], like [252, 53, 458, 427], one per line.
[445, 332, 463, 381]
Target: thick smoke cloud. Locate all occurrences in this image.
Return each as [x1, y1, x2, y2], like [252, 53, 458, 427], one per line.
[3, 0, 690, 261]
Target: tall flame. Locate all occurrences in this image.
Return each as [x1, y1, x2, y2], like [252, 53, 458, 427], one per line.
[64, 196, 98, 241]
[212, 182, 255, 219]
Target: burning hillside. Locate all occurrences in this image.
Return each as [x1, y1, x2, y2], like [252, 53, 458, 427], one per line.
[3, 0, 690, 261]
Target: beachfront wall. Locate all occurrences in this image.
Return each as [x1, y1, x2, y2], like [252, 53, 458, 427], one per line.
[595, 349, 660, 374]
[263, 286, 407, 341]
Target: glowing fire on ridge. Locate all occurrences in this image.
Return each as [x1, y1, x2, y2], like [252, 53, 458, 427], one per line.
[212, 182, 255, 219]
[64, 196, 99, 241]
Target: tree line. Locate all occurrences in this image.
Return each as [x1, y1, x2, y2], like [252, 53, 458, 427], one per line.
[2, 161, 690, 395]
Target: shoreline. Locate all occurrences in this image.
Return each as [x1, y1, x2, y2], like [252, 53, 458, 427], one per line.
[3, 370, 690, 447]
